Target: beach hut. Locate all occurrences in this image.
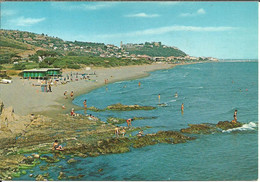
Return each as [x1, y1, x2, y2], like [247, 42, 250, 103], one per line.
[22, 68, 62, 79]
[46, 68, 62, 77]
[23, 69, 48, 79]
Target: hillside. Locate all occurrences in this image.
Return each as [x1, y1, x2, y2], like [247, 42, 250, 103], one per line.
[123, 42, 187, 57]
[0, 29, 217, 71]
[1, 30, 188, 59]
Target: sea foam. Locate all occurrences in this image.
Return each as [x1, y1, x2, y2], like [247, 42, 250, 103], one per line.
[222, 122, 258, 133]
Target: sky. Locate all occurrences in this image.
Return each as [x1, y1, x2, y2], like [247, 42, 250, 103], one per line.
[1, 1, 258, 59]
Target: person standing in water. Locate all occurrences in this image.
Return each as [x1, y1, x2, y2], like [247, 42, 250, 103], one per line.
[233, 110, 237, 122]
[158, 94, 161, 102]
[175, 92, 178, 98]
[138, 81, 141, 87]
[181, 103, 184, 112]
[83, 100, 87, 109]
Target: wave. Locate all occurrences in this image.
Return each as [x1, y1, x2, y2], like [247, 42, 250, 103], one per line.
[167, 99, 176, 103]
[222, 122, 258, 133]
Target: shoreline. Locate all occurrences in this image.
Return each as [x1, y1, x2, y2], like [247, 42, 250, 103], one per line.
[0, 62, 175, 117]
[39, 61, 201, 117]
[0, 61, 208, 118]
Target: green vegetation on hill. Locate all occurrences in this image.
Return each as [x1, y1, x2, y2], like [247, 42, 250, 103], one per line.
[0, 29, 216, 73]
[0, 37, 28, 50]
[125, 45, 186, 57]
[41, 56, 151, 69]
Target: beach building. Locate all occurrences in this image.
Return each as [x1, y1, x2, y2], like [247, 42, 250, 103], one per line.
[23, 68, 62, 79]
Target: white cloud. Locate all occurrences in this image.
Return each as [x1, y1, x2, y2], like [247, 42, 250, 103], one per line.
[125, 13, 160, 18]
[180, 8, 206, 17]
[96, 25, 236, 38]
[1, 9, 16, 16]
[197, 8, 206, 15]
[11, 17, 46, 27]
[51, 2, 115, 11]
[157, 2, 180, 5]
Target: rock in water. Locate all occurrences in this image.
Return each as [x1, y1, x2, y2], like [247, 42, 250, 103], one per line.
[58, 172, 66, 180]
[180, 124, 218, 134]
[36, 174, 44, 181]
[67, 158, 77, 164]
[216, 121, 243, 130]
[106, 103, 156, 111]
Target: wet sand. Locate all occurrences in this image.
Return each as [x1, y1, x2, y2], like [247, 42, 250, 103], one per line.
[0, 63, 177, 116]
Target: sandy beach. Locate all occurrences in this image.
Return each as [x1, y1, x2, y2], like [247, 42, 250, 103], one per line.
[0, 62, 177, 116]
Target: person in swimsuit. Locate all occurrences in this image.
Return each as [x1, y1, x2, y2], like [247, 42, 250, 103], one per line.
[234, 110, 237, 122]
[121, 127, 126, 137]
[83, 100, 87, 109]
[71, 108, 75, 116]
[126, 118, 133, 127]
[70, 91, 74, 99]
[64, 91, 68, 99]
[53, 140, 64, 151]
[115, 126, 119, 137]
[137, 130, 143, 137]
[181, 103, 184, 112]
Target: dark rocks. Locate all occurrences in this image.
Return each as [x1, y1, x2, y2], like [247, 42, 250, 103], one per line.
[58, 172, 66, 180]
[97, 138, 131, 154]
[40, 155, 60, 163]
[35, 174, 45, 181]
[87, 106, 105, 112]
[107, 117, 126, 124]
[107, 116, 157, 124]
[67, 158, 77, 164]
[180, 124, 218, 134]
[181, 121, 244, 135]
[68, 174, 84, 180]
[216, 121, 243, 130]
[106, 103, 156, 111]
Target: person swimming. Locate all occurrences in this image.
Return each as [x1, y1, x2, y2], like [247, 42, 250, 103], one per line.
[175, 92, 178, 98]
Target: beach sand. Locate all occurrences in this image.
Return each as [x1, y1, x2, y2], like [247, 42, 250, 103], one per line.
[0, 63, 177, 116]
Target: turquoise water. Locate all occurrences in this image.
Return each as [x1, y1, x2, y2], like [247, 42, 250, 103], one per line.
[18, 62, 258, 180]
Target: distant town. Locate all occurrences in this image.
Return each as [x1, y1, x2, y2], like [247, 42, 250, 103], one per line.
[0, 29, 218, 64]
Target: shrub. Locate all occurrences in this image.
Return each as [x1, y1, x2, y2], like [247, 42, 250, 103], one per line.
[12, 64, 26, 70]
[67, 64, 81, 69]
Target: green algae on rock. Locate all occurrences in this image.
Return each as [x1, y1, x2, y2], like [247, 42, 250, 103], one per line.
[107, 116, 157, 124]
[216, 121, 243, 130]
[106, 103, 156, 111]
[67, 158, 77, 164]
[180, 121, 244, 135]
[180, 124, 218, 134]
[87, 106, 105, 112]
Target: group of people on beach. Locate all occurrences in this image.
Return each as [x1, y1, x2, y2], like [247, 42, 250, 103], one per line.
[64, 91, 74, 99]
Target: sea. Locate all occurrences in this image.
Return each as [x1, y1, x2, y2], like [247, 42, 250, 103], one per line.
[17, 61, 258, 181]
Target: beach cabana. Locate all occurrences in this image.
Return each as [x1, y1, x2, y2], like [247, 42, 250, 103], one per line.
[46, 68, 62, 77]
[22, 68, 62, 79]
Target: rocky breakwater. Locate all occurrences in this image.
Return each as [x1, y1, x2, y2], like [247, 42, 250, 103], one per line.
[180, 121, 243, 134]
[88, 103, 156, 112]
[107, 116, 157, 124]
